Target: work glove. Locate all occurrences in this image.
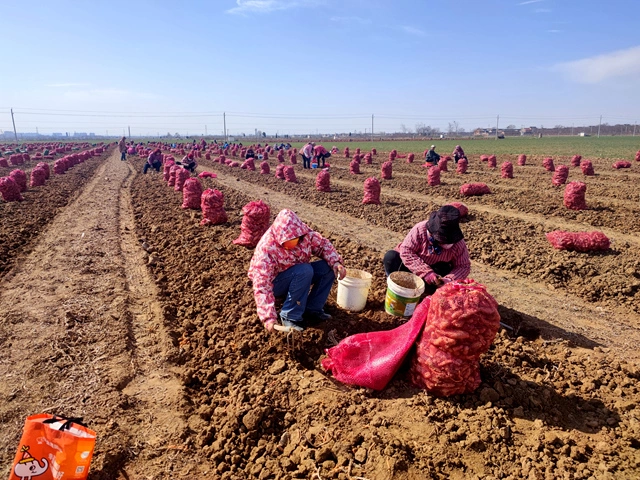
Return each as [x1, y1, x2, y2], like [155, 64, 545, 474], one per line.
[333, 263, 347, 280]
[441, 276, 453, 285]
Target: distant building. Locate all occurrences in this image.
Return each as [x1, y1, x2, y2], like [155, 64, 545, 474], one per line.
[52, 133, 64, 137]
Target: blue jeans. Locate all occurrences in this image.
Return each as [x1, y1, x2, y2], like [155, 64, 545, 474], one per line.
[121, 151, 126, 161]
[273, 260, 335, 322]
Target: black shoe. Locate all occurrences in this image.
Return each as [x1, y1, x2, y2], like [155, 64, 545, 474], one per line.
[303, 310, 332, 324]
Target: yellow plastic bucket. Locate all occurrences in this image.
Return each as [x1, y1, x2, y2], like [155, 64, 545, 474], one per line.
[385, 272, 425, 317]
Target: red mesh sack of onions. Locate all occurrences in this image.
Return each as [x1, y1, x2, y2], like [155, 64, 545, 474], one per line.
[438, 157, 448, 172]
[552, 165, 569, 186]
[289, 154, 297, 165]
[53, 159, 66, 175]
[612, 161, 631, 169]
[0, 158, 8, 168]
[233, 200, 271, 248]
[407, 153, 415, 163]
[219, 154, 226, 164]
[581, 160, 595, 176]
[448, 202, 468, 218]
[198, 171, 217, 179]
[316, 170, 331, 192]
[263, 151, 269, 161]
[546, 230, 609, 252]
[487, 155, 497, 168]
[9, 155, 22, 166]
[364, 153, 373, 164]
[200, 189, 228, 226]
[241, 158, 255, 170]
[0, 176, 23, 202]
[460, 183, 490, 196]
[276, 152, 284, 163]
[275, 164, 285, 180]
[36, 162, 50, 179]
[501, 162, 513, 178]
[407, 280, 500, 396]
[427, 166, 441, 186]
[564, 181, 587, 210]
[163, 161, 175, 181]
[636, 150, 640, 162]
[371, 148, 377, 155]
[344, 148, 350, 158]
[30, 167, 47, 187]
[23, 153, 30, 162]
[543, 157, 555, 172]
[389, 150, 397, 161]
[10, 169, 27, 192]
[260, 161, 270, 175]
[181, 178, 203, 209]
[205, 153, 211, 160]
[480, 155, 489, 162]
[571, 155, 582, 167]
[228, 161, 240, 168]
[517, 154, 526, 166]
[174, 167, 191, 191]
[168, 165, 180, 186]
[362, 177, 381, 205]
[381, 161, 393, 180]
[349, 159, 361, 175]
[355, 148, 361, 155]
[456, 158, 468, 174]
[284, 165, 297, 183]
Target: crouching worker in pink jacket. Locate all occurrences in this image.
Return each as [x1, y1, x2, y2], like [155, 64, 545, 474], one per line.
[383, 205, 471, 295]
[248, 209, 347, 332]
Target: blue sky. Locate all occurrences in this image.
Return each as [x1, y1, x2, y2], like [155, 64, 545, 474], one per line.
[1, 0, 639, 136]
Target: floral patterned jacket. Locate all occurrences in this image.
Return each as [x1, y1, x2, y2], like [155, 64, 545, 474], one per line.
[248, 209, 343, 328]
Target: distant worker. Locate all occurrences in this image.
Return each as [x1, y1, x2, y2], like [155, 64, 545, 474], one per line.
[178, 152, 198, 173]
[425, 145, 440, 165]
[118, 136, 127, 161]
[245, 147, 256, 159]
[452, 145, 467, 164]
[383, 205, 470, 295]
[248, 209, 347, 332]
[313, 144, 331, 168]
[143, 148, 163, 174]
[300, 141, 314, 169]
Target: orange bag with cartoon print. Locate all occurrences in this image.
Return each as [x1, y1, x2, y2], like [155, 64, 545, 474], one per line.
[9, 414, 96, 480]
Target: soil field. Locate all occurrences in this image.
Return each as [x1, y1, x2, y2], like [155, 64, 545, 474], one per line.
[1, 148, 640, 479]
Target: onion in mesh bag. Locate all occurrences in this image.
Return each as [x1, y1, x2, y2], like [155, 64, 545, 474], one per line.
[408, 280, 500, 397]
[362, 177, 381, 204]
[564, 181, 587, 210]
[181, 178, 203, 209]
[233, 200, 271, 247]
[545, 230, 609, 252]
[200, 188, 228, 226]
[316, 169, 331, 192]
[381, 161, 393, 180]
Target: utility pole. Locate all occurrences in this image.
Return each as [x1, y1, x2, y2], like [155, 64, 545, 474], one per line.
[371, 114, 374, 143]
[11, 108, 18, 142]
[571, 124, 574, 136]
[633, 122, 637, 136]
[495, 115, 499, 140]
[128, 126, 131, 138]
[597, 115, 602, 138]
[223, 112, 227, 142]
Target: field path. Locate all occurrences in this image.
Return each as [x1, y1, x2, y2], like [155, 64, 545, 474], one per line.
[211, 169, 640, 360]
[0, 151, 187, 478]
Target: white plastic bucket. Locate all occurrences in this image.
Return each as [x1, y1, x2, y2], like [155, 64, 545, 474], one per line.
[337, 269, 373, 312]
[385, 272, 425, 317]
